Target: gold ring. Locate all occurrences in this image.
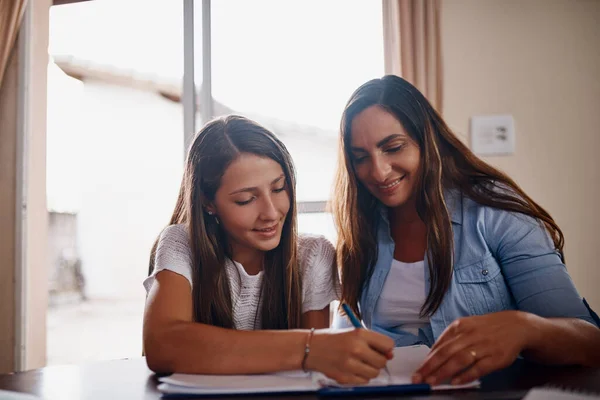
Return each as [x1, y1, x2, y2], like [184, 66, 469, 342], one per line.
[469, 350, 477, 360]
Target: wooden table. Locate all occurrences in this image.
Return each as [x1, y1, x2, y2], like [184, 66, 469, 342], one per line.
[0, 357, 599, 399]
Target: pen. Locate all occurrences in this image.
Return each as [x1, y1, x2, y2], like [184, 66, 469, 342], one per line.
[341, 303, 392, 381]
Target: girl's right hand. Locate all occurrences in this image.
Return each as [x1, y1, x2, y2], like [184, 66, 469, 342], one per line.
[305, 329, 395, 384]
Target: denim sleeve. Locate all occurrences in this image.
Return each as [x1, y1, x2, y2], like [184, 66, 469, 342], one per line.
[484, 207, 597, 327]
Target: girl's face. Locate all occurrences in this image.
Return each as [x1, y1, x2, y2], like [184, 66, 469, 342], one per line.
[209, 153, 290, 257]
[349, 105, 421, 209]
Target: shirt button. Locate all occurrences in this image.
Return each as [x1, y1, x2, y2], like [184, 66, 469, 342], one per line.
[482, 269, 489, 276]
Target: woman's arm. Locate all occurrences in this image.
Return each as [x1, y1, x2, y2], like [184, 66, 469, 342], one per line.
[412, 311, 600, 386]
[521, 313, 600, 366]
[413, 208, 600, 385]
[143, 271, 394, 383]
[489, 209, 600, 366]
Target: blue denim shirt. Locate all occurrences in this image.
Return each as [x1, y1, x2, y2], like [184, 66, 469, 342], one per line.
[332, 190, 598, 346]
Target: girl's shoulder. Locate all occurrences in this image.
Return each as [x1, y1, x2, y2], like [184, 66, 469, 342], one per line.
[297, 233, 335, 261]
[159, 223, 188, 241]
[297, 234, 340, 303]
[156, 224, 192, 257]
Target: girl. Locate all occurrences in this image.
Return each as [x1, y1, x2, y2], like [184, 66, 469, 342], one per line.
[331, 75, 600, 385]
[143, 115, 393, 384]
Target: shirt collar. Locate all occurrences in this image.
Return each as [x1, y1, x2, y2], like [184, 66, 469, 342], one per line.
[376, 188, 463, 226]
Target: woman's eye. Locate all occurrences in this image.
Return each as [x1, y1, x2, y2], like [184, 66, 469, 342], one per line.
[353, 155, 368, 164]
[273, 185, 286, 193]
[386, 145, 404, 153]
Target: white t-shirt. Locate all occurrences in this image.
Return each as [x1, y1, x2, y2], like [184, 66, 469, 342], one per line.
[373, 259, 430, 335]
[143, 224, 339, 330]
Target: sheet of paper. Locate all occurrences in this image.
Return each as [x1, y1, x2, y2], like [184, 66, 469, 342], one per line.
[314, 345, 480, 390]
[159, 370, 318, 394]
[0, 390, 43, 400]
[159, 345, 479, 395]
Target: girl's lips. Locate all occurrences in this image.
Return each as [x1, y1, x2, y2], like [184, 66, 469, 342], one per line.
[252, 224, 278, 238]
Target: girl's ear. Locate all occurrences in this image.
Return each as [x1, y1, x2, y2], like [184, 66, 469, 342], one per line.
[202, 197, 217, 216]
[204, 204, 216, 215]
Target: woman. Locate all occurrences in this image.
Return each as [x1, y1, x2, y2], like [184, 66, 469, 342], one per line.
[331, 75, 600, 385]
[143, 115, 393, 384]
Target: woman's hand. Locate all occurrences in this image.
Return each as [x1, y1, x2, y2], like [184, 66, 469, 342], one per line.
[306, 329, 395, 384]
[412, 311, 533, 386]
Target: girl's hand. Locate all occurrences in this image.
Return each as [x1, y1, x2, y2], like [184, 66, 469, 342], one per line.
[306, 329, 394, 384]
[413, 311, 533, 386]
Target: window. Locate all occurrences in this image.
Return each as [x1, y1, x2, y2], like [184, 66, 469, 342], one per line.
[47, 0, 184, 364]
[193, 0, 384, 242]
[46, 0, 383, 365]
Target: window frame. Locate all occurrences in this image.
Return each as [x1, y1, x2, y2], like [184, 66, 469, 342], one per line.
[184, 0, 328, 214]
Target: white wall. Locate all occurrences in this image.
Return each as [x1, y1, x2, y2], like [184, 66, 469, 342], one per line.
[441, 0, 600, 310]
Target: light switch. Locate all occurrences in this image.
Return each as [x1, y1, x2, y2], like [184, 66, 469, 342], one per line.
[470, 115, 515, 156]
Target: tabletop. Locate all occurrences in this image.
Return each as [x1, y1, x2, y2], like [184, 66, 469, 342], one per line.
[0, 357, 599, 400]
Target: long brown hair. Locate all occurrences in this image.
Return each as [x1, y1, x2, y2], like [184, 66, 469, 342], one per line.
[333, 75, 564, 318]
[149, 115, 302, 329]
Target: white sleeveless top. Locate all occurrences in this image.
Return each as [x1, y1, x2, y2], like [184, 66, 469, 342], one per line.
[373, 259, 429, 335]
[143, 224, 339, 330]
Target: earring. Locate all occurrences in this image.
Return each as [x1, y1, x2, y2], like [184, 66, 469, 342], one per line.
[206, 210, 220, 224]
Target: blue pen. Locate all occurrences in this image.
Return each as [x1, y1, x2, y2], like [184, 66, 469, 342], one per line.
[341, 303, 392, 381]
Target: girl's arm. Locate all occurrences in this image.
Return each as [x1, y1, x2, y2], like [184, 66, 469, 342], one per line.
[301, 306, 330, 329]
[143, 271, 394, 384]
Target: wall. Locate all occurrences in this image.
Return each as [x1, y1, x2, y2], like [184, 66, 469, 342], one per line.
[0, 0, 51, 372]
[25, 0, 51, 370]
[0, 43, 18, 375]
[441, 0, 600, 309]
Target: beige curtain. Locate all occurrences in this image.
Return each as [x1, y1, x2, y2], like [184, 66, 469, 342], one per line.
[383, 0, 443, 112]
[0, 0, 28, 86]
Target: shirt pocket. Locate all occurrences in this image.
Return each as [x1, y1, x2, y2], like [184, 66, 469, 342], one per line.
[454, 256, 512, 315]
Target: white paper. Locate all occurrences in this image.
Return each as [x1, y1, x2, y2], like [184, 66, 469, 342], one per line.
[315, 345, 479, 390]
[158, 345, 479, 395]
[159, 370, 318, 393]
[0, 390, 43, 400]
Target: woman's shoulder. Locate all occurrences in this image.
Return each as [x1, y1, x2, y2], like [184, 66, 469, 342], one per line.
[450, 187, 539, 228]
[451, 188, 552, 254]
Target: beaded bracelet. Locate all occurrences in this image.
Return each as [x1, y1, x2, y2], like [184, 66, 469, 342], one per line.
[301, 328, 315, 373]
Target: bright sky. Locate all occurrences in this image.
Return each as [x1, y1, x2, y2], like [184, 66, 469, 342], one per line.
[49, 0, 384, 132]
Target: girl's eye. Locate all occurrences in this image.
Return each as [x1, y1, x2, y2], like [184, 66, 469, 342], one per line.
[273, 185, 286, 193]
[235, 198, 254, 206]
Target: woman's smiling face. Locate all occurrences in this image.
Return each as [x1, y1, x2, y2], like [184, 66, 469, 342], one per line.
[350, 105, 421, 209]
